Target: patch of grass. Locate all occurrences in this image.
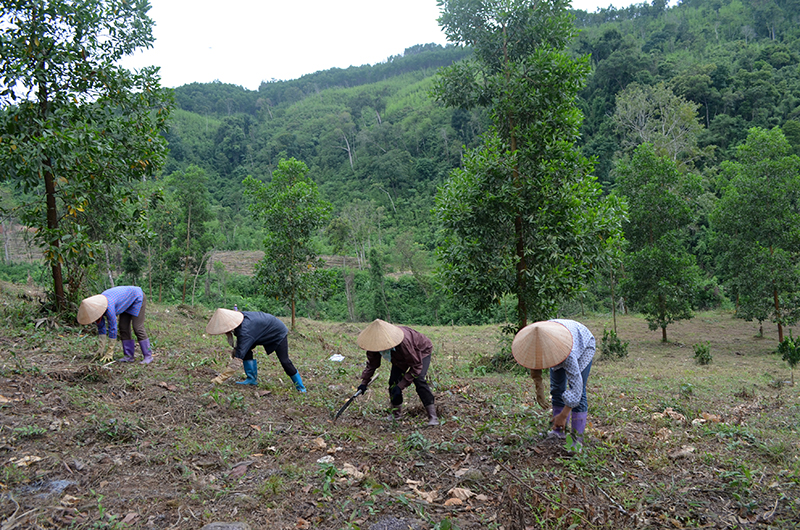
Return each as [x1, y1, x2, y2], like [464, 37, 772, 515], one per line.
[88, 416, 140, 444]
[257, 474, 285, 498]
[2, 461, 29, 487]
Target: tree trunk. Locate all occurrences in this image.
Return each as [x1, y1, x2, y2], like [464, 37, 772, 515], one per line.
[2, 219, 9, 263]
[104, 245, 115, 288]
[774, 287, 783, 343]
[182, 204, 192, 304]
[291, 292, 296, 330]
[44, 165, 66, 310]
[344, 266, 355, 322]
[191, 251, 213, 306]
[611, 271, 617, 334]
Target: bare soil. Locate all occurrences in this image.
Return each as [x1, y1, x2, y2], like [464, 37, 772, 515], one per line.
[1, 285, 798, 529]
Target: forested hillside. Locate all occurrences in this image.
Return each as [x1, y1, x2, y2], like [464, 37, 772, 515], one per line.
[164, 0, 800, 237]
[4, 0, 800, 332]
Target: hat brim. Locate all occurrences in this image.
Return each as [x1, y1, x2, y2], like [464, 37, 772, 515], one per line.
[511, 321, 572, 369]
[356, 319, 404, 351]
[206, 308, 244, 335]
[77, 295, 108, 325]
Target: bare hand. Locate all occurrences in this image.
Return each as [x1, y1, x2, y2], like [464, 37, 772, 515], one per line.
[552, 407, 571, 431]
[531, 369, 549, 409]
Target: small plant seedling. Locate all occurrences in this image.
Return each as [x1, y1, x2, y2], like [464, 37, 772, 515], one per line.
[601, 328, 629, 360]
[13, 424, 47, 439]
[694, 341, 712, 365]
[777, 331, 800, 385]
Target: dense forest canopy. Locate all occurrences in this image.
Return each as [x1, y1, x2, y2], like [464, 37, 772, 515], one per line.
[3, 0, 800, 335]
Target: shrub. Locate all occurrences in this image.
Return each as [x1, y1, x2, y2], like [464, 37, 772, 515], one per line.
[601, 328, 629, 360]
[777, 332, 800, 385]
[694, 341, 712, 365]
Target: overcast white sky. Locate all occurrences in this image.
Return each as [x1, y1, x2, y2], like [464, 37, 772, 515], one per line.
[119, 0, 644, 91]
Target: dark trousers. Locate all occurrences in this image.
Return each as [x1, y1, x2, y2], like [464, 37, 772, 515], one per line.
[118, 295, 147, 341]
[388, 355, 434, 407]
[242, 336, 297, 377]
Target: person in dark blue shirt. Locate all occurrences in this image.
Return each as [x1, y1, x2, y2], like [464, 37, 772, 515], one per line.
[206, 308, 306, 392]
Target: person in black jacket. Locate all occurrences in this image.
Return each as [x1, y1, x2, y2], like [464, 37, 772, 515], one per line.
[206, 308, 306, 392]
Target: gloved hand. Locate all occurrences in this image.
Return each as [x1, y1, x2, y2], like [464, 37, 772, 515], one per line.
[95, 334, 108, 357]
[99, 341, 115, 363]
[531, 369, 549, 410]
[211, 365, 238, 384]
[390, 385, 403, 406]
[357, 383, 368, 394]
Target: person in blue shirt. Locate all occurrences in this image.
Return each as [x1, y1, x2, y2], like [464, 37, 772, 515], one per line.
[77, 286, 152, 364]
[206, 308, 306, 392]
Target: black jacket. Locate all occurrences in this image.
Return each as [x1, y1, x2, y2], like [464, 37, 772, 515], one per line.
[232, 312, 288, 359]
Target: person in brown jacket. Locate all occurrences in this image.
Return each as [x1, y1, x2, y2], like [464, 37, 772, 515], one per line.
[356, 319, 439, 425]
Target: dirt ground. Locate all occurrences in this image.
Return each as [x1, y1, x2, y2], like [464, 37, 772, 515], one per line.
[1, 287, 799, 529]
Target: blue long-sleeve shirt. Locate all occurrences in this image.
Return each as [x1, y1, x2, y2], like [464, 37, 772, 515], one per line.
[550, 319, 595, 409]
[96, 286, 144, 340]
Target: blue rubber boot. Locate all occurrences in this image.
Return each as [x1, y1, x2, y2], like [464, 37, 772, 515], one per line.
[290, 373, 306, 393]
[236, 359, 258, 385]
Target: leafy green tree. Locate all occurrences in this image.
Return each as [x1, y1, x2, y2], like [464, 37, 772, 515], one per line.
[243, 158, 333, 328]
[0, 0, 171, 310]
[710, 127, 800, 342]
[613, 82, 705, 167]
[614, 144, 704, 342]
[433, 0, 625, 332]
[164, 165, 216, 304]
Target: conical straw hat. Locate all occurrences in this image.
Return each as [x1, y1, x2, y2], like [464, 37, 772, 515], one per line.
[77, 294, 108, 325]
[356, 319, 404, 351]
[512, 321, 573, 369]
[206, 308, 244, 335]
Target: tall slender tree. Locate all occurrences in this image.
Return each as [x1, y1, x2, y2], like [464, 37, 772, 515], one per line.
[0, 0, 172, 310]
[433, 0, 624, 333]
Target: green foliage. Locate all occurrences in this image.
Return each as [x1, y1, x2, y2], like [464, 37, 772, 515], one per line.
[13, 424, 46, 440]
[711, 128, 800, 340]
[92, 416, 137, 444]
[614, 82, 705, 166]
[404, 431, 432, 452]
[317, 462, 341, 498]
[600, 328, 629, 360]
[614, 144, 703, 340]
[0, 1, 172, 307]
[162, 165, 217, 303]
[432, 519, 460, 530]
[777, 331, 800, 385]
[693, 341, 712, 365]
[433, 0, 625, 333]
[0, 262, 45, 284]
[244, 158, 333, 328]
